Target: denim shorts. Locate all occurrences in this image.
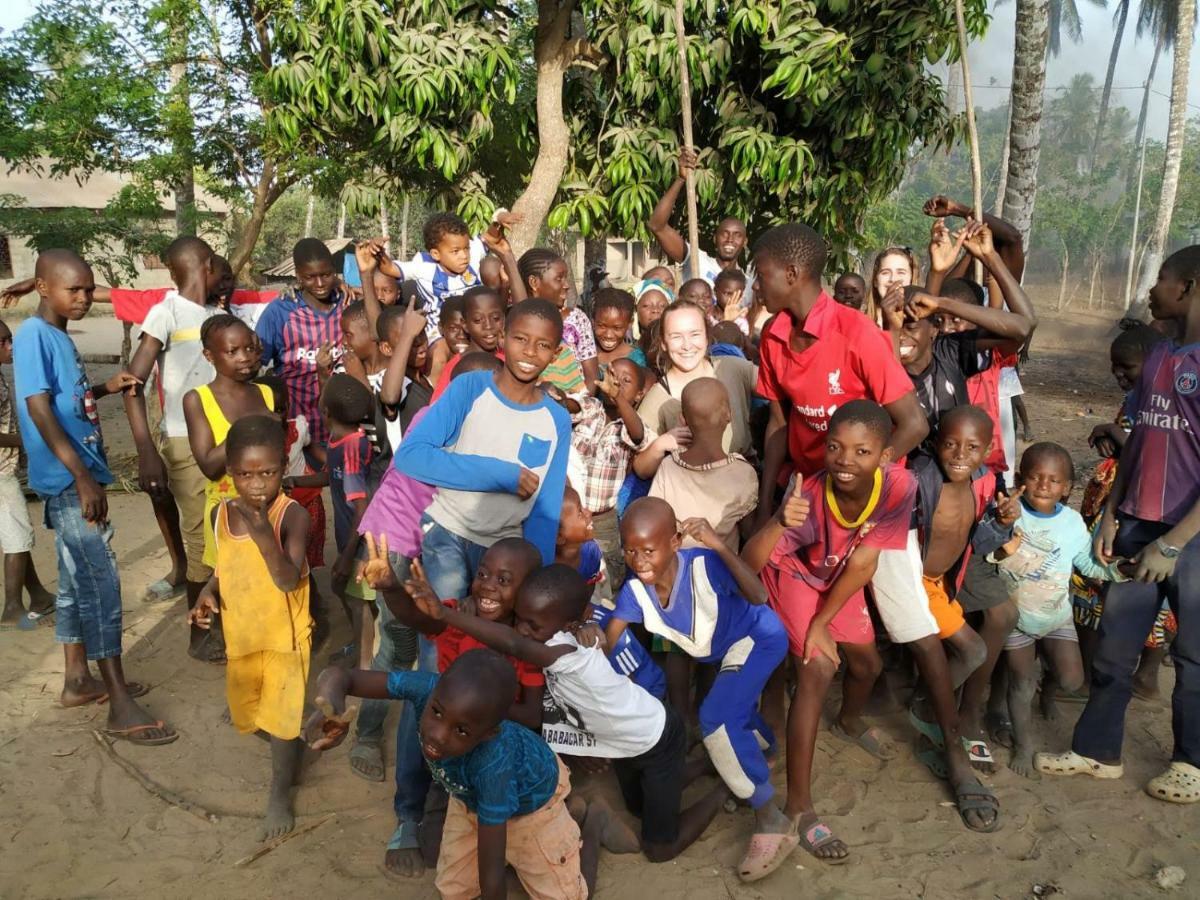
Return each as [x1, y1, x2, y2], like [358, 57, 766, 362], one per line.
[43, 486, 123, 660]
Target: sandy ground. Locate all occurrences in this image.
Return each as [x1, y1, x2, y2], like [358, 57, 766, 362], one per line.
[0, 307, 1197, 900]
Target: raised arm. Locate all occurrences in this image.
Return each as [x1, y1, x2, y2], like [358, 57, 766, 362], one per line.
[680, 518, 767, 604]
[883, 392, 929, 461]
[924, 195, 1025, 281]
[646, 149, 696, 264]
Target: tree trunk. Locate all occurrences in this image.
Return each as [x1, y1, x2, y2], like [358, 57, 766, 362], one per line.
[1089, 0, 1129, 174]
[380, 196, 389, 245]
[167, 30, 196, 237]
[304, 190, 315, 235]
[227, 160, 290, 279]
[507, 0, 578, 256]
[994, 105, 1012, 216]
[337, 197, 346, 240]
[1058, 240, 1069, 311]
[1001, 0, 1051, 247]
[1132, 0, 1195, 313]
[946, 62, 963, 116]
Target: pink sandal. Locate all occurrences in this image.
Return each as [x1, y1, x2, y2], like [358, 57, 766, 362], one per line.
[737, 830, 800, 883]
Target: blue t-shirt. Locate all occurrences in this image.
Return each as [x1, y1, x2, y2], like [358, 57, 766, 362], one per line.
[612, 547, 773, 664]
[587, 604, 666, 700]
[13, 316, 112, 496]
[385, 670, 559, 826]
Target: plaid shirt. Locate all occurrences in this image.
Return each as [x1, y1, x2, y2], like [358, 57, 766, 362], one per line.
[569, 396, 653, 513]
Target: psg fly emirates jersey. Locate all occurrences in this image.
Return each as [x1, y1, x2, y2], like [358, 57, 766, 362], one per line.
[254, 288, 345, 447]
[1121, 341, 1200, 525]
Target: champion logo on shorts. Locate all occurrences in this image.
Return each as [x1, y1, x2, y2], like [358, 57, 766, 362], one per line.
[1176, 370, 1199, 396]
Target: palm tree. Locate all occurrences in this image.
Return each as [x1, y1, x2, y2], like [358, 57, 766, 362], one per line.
[1046, 0, 1110, 54]
[1001, 0, 1052, 246]
[1089, 0, 1131, 173]
[1132, 0, 1195, 309]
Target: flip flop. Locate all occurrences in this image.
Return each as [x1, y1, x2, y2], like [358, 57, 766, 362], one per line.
[952, 779, 1001, 833]
[142, 578, 186, 603]
[909, 707, 945, 749]
[16, 608, 55, 631]
[349, 739, 386, 782]
[102, 720, 179, 746]
[795, 815, 850, 865]
[737, 830, 800, 882]
[961, 737, 995, 768]
[1145, 762, 1200, 804]
[1033, 750, 1123, 779]
[829, 722, 896, 761]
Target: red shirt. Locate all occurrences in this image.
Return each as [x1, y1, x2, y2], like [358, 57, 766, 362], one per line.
[756, 292, 914, 477]
[769, 464, 917, 594]
[965, 349, 1014, 474]
[434, 598, 545, 690]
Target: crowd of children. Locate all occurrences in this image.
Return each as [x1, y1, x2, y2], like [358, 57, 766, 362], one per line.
[3, 167, 1199, 895]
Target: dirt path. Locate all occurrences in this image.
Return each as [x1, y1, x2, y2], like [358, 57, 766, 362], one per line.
[0, 311, 1193, 900]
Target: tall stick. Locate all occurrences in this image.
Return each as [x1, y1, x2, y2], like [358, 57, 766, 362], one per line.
[1124, 138, 1147, 312]
[673, 0, 701, 274]
[954, 0, 983, 282]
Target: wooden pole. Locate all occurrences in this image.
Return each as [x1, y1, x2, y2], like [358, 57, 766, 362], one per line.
[673, 0, 701, 275]
[1124, 138, 1147, 312]
[954, 0, 984, 282]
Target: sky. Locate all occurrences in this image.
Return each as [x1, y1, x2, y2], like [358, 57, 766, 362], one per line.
[0, 0, 1196, 142]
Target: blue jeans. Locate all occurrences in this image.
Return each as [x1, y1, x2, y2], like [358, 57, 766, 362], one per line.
[394, 633, 438, 821]
[44, 486, 123, 661]
[357, 554, 420, 743]
[419, 515, 489, 604]
[1073, 517, 1200, 767]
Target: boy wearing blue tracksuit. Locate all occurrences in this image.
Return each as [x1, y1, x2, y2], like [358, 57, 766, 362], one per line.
[604, 497, 793, 883]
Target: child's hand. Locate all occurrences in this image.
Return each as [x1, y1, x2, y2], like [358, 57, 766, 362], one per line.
[962, 220, 995, 259]
[880, 284, 906, 331]
[281, 475, 296, 493]
[776, 484, 811, 529]
[516, 467, 540, 500]
[680, 517, 722, 550]
[232, 496, 273, 535]
[923, 195, 963, 219]
[723, 299, 744, 322]
[994, 485, 1025, 528]
[104, 371, 142, 396]
[315, 341, 335, 377]
[404, 558, 444, 615]
[803, 622, 839, 665]
[903, 290, 939, 321]
[188, 591, 219, 629]
[597, 368, 620, 401]
[303, 694, 359, 751]
[540, 382, 567, 406]
[1088, 424, 1122, 459]
[397, 297, 428, 339]
[658, 425, 692, 454]
[994, 529, 1023, 561]
[355, 240, 378, 275]
[373, 243, 403, 279]
[331, 554, 354, 585]
[481, 223, 514, 257]
[677, 146, 699, 179]
[494, 210, 523, 230]
[572, 622, 607, 650]
[1094, 510, 1118, 565]
[359, 533, 398, 591]
[928, 217, 967, 274]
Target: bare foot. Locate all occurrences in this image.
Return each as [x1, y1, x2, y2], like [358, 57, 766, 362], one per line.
[189, 631, 227, 664]
[383, 847, 424, 878]
[61, 673, 108, 708]
[1009, 745, 1041, 780]
[793, 810, 849, 861]
[585, 798, 641, 854]
[259, 791, 295, 841]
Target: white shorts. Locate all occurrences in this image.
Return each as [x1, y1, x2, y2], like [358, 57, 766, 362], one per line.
[0, 474, 34, 554]
[870, 530, 939, 644]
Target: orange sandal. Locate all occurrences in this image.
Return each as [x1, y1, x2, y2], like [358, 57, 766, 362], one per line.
[102, 720, 178, 746]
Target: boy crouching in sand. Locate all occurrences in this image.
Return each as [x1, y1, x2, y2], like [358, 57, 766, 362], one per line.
[188, 415, 313, 840]
[307, 649, 604, 900]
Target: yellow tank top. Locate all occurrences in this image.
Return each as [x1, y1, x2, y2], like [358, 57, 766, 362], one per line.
[215, 493, 311, 657]
[196, 382, 275, 503]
